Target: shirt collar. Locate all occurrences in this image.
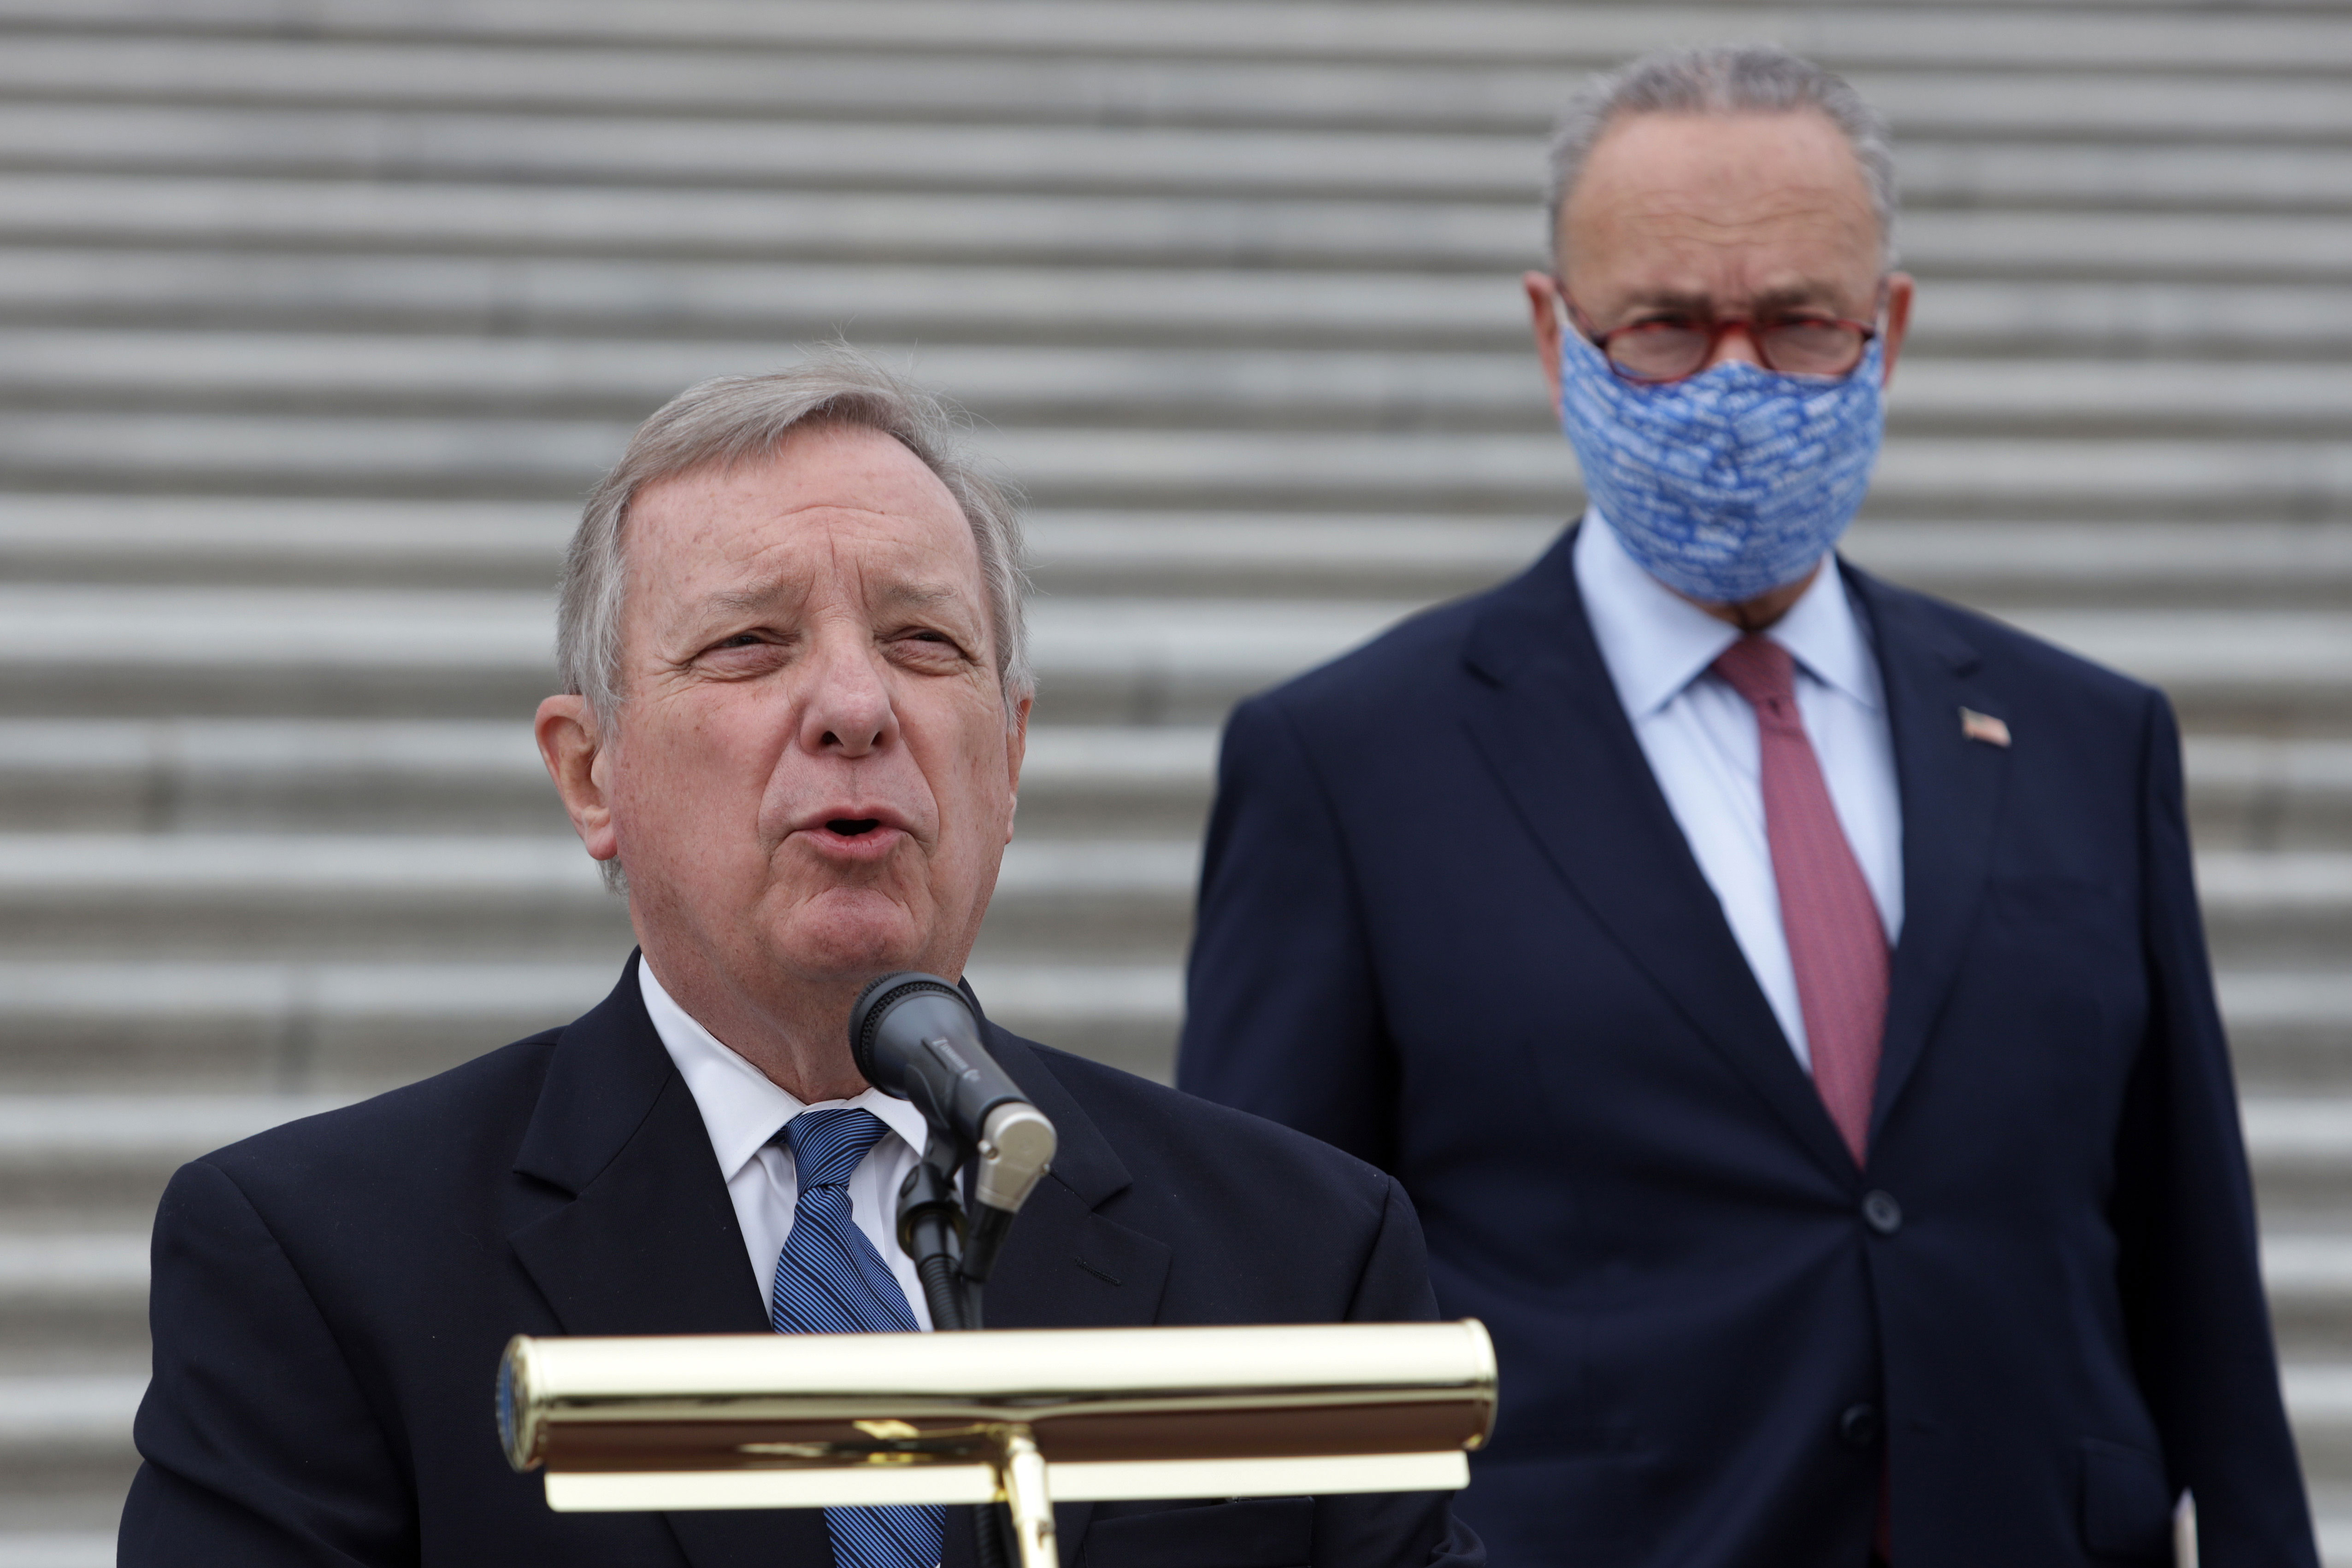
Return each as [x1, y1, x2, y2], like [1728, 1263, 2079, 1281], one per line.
[1574, 510, 1880, 717]
[638, 955, 932, 1182]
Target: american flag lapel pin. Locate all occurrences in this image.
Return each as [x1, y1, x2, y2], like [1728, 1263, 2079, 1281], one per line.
[1960, 707, 2011, 748]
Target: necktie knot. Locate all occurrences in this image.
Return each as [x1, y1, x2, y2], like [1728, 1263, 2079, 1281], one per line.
[1712, 635, 1799, 722]
[783, 1107, 888, 1193]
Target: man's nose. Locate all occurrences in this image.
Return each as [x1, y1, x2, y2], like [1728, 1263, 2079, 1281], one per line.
[1703, 319, 1768, 371]
[798, 641, 896, 758]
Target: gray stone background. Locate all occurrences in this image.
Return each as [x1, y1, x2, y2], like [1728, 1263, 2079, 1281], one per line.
[0, 0, 2349, 1561]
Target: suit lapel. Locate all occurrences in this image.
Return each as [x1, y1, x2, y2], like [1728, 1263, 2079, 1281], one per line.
[1462, 528, 1859, 1182]
[508, 958, 829, 1568]
[968, 1015, 1172, 1330]
[1845, 568, 2008, 1149]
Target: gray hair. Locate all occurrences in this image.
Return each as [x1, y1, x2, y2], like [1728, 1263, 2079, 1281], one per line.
[557, 347, 1033, 737]
[1545, 45, 1898, 271]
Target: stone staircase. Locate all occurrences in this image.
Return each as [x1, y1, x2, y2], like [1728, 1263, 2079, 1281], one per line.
[1, 0, 2350, 1560]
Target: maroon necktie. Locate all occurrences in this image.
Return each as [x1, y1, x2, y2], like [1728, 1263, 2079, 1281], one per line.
[1712, 635, 1889, 1165]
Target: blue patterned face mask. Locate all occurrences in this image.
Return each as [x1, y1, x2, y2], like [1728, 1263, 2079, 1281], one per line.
[1558, 327, 1886, 604]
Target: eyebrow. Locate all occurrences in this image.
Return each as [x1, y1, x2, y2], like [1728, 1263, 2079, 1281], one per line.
[695, 580, 802, 620]
[690, 576, 972, 620]
[1622, 280, 1852, 315]
[872, 580, 969, 613]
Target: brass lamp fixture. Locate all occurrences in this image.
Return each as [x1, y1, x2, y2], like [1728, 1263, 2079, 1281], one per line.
[499, 1320, 1497, 1568]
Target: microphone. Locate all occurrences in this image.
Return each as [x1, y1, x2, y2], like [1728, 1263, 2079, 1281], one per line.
[849, 973, 1056, 1284]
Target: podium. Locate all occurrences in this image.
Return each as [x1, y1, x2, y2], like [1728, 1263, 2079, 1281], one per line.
[500, 1320, 1496, 1568]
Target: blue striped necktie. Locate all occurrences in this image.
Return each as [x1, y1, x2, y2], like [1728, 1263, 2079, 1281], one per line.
[770, 1107, 942, 1568]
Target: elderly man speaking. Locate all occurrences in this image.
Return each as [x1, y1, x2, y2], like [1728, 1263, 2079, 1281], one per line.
[118, 354, 1483, 1568]
[1180, 45, 2317, 1568]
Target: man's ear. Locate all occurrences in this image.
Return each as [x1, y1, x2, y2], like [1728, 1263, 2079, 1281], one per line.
[1880, 271, 1916, 389]
[536, 694, 619, 865]
[1524, 270, 1568, 420]
[1002, 692, 1031, 842]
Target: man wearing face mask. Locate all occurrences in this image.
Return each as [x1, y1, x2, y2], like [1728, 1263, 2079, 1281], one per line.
[1179, 45, 2317, 1568]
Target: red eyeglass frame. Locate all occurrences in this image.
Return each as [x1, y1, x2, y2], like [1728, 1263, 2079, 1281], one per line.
[1558, 285, 1885, 385]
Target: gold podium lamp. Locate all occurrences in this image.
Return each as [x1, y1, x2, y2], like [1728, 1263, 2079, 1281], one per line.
[500, 1320, 1497, 1568]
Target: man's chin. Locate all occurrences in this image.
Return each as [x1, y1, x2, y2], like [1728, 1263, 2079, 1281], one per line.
[767, 890, 937, 985]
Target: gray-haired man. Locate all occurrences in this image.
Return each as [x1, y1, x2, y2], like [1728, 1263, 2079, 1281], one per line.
[1180, 47, 2316, 1567]
[120, 354, 1484, 1568]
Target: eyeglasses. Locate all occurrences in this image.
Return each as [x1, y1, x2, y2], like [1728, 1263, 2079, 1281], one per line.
[1562, 289, 1879, 385]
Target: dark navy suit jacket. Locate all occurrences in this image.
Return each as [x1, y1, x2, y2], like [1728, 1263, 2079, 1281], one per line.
[121, 963, 1483, 1568]
[1179, 526, 2316, 1567]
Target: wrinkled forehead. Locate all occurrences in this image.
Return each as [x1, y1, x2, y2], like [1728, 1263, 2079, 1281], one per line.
[1560, 108, 1883, 287]
[624, 423, 983, 619]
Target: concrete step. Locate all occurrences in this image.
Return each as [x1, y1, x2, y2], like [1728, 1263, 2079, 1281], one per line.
[2117, 968, 2352, 1095]
[12, 1, 2352, 76]
[0, 1533, 115, 1568]
[11, 585, 2352, 733]
[9, 714, 2352, 855]
[1845, 523, 2352, 609]
[0, 1372, 142, 1534]
[0, 1234, 146, 1371]
[0, 495, 1553, 597]
[2188, 742, 2352, 855]
[0, 583, 564, 719]
[8, 102, 2352, 216]
[6, 174, 2352, 281]
[3, 26, 2352, 138]
[2242, 1100, 2352, 1222]
[0, 952, 1184, 1095]
[1798, 608, 2352, 734]
[0, 1093, 349, 1228]
[0, 717, 568, 835]
[0, 496, 578, 591]
[2222, 972, 2352, 1093]
[2288, 1366, 2352, 1507]
[6, 831, 2352, 991]
[23, 501, 2352, 616]
[7, 333, 2349, 440]
[19, 503, 2352, 618]
[2192, 855, 2352, 968]
[0, 949, 2334, 1096]
[0, 584, 1410, 723]
[6, 253, 2352, 362]
[6, 412, 2350, 522]
[0, 1081, 2334, 1278]
[0, 833, 1201, 964]
[2263, 1237, 2352, 1360]
[0, 958, 613, 1094]
[0, 715, 1214, 836]
[0, 249, 1532, 348]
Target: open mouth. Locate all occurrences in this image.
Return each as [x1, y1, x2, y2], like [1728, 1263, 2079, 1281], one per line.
[825, 818, 884, 838]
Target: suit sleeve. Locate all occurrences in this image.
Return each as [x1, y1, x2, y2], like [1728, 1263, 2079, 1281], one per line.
[2115, 691, 2320, 1565]
[1308, 1178, 1485, 1568]
[119, 1159, 416, 1567]
[1178, 693, 1401, 1171]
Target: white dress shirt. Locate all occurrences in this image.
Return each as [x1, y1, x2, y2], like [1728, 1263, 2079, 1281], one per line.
[1573, 513, 1905, 1069]
[639, 956, 935, 1330]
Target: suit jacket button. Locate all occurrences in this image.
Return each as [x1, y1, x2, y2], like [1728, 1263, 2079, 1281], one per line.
[1863, 1190, 1903, 1235]
[1839, 1402, 1882, 1450]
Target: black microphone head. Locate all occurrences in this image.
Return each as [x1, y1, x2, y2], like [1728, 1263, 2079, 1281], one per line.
[848, 972, 969, 1085]
[848, 970, 1057, 1271]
